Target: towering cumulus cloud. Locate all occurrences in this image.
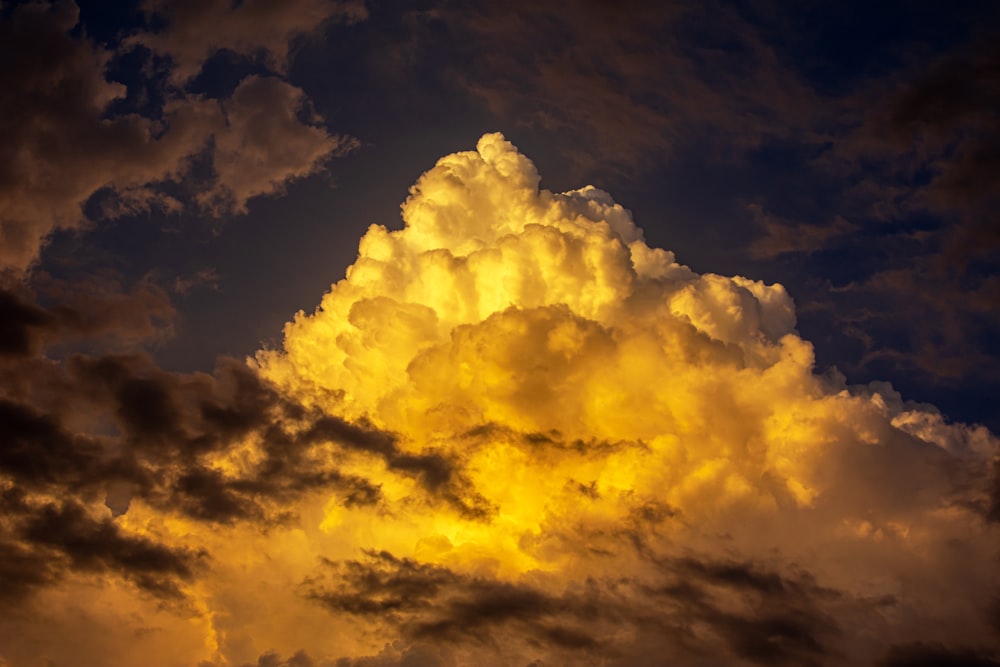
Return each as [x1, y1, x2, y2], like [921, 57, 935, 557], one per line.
[1, 135, 997, 666]
[255, 134, 1000, 666]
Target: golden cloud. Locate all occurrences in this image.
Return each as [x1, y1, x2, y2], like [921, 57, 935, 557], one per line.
[2, 134, 997, 666]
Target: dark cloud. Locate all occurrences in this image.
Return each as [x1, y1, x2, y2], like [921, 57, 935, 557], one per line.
[0, 397, 110, 490]
[13, 349, 389, 525]
[196, 75, 360, 215]
[134, 0, 368, 84]
[307, 549, 844, 665]
[308, 551, 605, 655]
[242, 649, 322, 667]
[0, 295, 479, 528]
[0, 0, 215, 270]
[0, 538, 59, 603]
[19, 499, 201, 598]
[303, 416, 493, 519]
[0, 276, 174, 357]
[731, 29, 1000, 407]
[643, 557, 840, 666]
[39, 274, 177, 346]
[881, 39, 1000, 228]
[0, 489, 203, 602]
[332, 644, 451, 667]
[988, 457, 1000, 524]
[876, 642, 1000, 667]
[0, 287, 52, 356]
[414, 0, 827, 172]
[0, 1, 359, 271]
[746, 204, 857, 259]
[0, 282, 496, 606]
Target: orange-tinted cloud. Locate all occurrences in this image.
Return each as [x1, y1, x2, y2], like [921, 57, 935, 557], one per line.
[254, 134, 999, 664]
[0, 135, 997, 666]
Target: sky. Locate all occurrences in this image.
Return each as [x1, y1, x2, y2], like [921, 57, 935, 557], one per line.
[0, 1, 998, 666]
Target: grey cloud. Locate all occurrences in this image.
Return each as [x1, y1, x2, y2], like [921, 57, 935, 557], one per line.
[0, 288, 52, 357]
[241, 649, 328, 667]
[802, 34, 1000, 390]
[0, 275, 175, 356]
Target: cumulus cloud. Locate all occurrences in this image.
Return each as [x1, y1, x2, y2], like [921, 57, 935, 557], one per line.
[253, 134, 1000, 664]
[1, 134, 997, 666]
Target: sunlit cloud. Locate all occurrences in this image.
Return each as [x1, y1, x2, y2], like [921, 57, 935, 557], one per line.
[254, 134, 1000, 665]
[0, 134, 997, 666]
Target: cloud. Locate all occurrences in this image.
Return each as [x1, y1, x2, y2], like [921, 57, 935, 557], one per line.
[876, 642, 1000, 667]
[172, 268, 221, 296]
[242, 650, 327, 667]
[0, 0, 210, 271]
[806, 34, 1000, 390]
[879, 38, 1000, 232]
[0, 274, 175, 356]
[0, 1, 358, 272]
[252, 134, 1000, 664]
[307, 550, 842, 665]
[746, 204, 857, 259]
[199, 75, 360, 215]
[5, 494, 204, 601]
[134, 0, 368, 84]
[410, 1, 827, 171]
[1, 134, 997, 665]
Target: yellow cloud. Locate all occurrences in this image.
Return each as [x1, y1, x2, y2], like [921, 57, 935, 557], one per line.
[252, 136, 997, 666]
[5, 133, 995, 666]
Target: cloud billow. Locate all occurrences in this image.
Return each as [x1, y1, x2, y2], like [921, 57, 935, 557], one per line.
[254, 134, 1000, 665]
[0, 133, 997, 666]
